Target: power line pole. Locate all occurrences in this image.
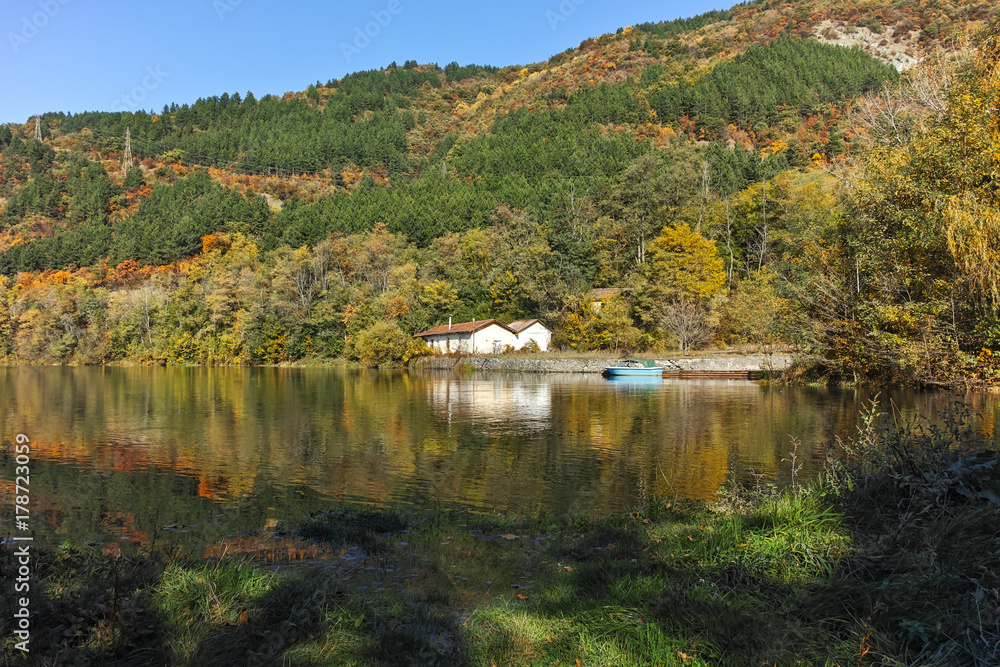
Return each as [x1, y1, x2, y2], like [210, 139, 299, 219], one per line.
[122, 127, 133, 177]
[34, 116, 42, 141]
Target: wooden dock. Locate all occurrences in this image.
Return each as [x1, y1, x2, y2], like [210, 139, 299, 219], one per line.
[661, 369, 764, 380]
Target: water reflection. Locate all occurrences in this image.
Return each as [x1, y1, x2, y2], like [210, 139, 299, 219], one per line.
[1, 366, 997, 554]
[425, 374, 552, 435]
[604, 376, 664, 392]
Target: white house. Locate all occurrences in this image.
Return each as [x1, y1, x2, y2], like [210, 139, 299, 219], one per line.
[415, 318, 553, 354]
[413, 319, 517, 354]
[508, 319, 553, 352]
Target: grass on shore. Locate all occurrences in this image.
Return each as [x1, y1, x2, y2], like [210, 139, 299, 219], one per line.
[2, 401, 998, 666]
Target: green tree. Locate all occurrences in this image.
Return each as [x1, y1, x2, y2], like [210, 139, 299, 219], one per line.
[350, 321, 424, 367]
[603, 148, 702, 268]
[718, 270, 792, 354]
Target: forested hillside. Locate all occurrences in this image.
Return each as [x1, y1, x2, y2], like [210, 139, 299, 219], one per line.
[1, 0, 999, 384]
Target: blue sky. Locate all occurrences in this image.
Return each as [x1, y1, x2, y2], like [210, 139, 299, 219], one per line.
[0, 0, 733, 124]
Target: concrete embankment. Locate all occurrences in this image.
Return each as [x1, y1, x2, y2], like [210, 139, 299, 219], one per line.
[415, 354, 793, 374]
[656, 354, 793, 372]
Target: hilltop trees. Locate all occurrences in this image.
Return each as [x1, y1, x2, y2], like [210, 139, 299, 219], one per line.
[646, 36, 899, 142]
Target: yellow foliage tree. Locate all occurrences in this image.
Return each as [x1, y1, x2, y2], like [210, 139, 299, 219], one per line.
[644, 223, 726, 300]
[562, 295, 642, 352]
[636, 223, 726, 352]
[934, 27, 1000, 304]
[420, 279, 460, 316]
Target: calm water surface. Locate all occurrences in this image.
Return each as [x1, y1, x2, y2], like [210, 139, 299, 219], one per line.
[1, 366, 997, 553]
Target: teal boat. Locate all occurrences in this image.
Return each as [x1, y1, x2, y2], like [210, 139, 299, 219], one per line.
[604, 359, 663, 377]
[606, 375, 664, 390]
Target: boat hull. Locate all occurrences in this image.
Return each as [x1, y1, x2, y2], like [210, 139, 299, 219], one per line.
[604, 366, 663, 377]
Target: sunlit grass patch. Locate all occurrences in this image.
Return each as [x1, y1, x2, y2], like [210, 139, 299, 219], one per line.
[465, 603, 564, 665]
[156, 559, 273, 625]
[465, 601, 707, 666]
[737, 493, 850, 581]
[154, 558, 274, 659]
[641, 492, 850, 582]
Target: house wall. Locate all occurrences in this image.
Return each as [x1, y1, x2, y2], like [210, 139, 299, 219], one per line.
[423, 324, 515, 354]
[471, 324, 516, 354]
[514, 323, 552, 352]
[425, 333, 470, 353]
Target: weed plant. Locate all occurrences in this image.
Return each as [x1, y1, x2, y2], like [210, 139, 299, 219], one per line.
[825, 399, 1000, 665]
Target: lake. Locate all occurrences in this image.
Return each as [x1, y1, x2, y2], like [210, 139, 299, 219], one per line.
[1, 366, 996, 554]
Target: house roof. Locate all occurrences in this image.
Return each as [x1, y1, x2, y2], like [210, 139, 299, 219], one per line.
[413, 319, 515, 338]
[508, 319, 551, 334]
[588, 288, 624, 300]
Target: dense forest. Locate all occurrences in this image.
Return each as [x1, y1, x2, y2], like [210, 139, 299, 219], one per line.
[1, 0, 999, 385]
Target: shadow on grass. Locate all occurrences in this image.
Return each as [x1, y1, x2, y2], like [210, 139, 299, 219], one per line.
[514, 511, 853, 666]
[8, 481, 994, 666]
[186, 570, 471, 666]
[0, 544, 173, 666]
[167, 501, 858, 666]
[174, 508, 471, 666]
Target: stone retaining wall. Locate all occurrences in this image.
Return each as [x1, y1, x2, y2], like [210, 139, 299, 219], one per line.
[416, 354, 793, 374]
[656, 355, 792, 372]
